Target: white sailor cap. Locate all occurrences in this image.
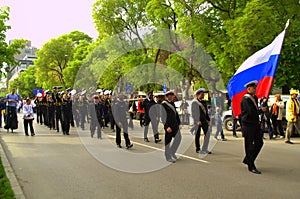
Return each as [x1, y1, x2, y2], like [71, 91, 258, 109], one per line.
[244, 80, 258, 88]
[70, 89, 77, 96]
[104, 90, 110, 95]
[165, 90, 175, 96]
[93, 95, 99, 99]
[81, 89, 87, 95]
[96, 89, 102, 93]
[194, 88, 205, 95]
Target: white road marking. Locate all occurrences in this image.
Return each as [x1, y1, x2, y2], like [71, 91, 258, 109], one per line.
[106, 134, 209, 163]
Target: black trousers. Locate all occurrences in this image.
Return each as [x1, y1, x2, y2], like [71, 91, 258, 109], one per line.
[39, 107, 45, 125]
[243, 127, 264, 170]
[115, 122, 130, 146]
[195, 122, 209, 151]
[36, 107, 40, 124]
[109, 112, 115, 130]
[271, 115, 284, 136]
[48, 111, 55, 130]
[165, 130, 181, 159]
[4, 106, 18, 130]
[139, 112, 144, 126]
[62, 111, 72, 134]
[55, 111, 63, 133]
[90, 120, 102, 138]
[24, 119, 34, 135]
[80, 112, 86, 130]
[144, 118, 159, 140]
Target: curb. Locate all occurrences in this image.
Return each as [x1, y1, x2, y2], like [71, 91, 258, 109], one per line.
[0, 134, 26, 199]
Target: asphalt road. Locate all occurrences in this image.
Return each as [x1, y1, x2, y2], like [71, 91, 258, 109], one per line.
[0, 115, 300, 199]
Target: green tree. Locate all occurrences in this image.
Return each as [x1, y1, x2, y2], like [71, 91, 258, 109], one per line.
[9, 66, 37, 98]
[0, 6, 27, 78]
[34, 31, 93, 89]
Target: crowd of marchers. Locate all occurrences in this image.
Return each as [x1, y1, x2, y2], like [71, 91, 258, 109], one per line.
[1, 85, 299, 169]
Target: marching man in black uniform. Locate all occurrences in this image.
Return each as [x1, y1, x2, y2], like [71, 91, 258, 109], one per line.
[88, 95, 103, 139]
[35, 93, 42, 124]
[61, 93, 72, 135]
[142, 91, 161, 143]
[53, 89, 64, 133]
[161, 90, 181, 163]
[241, 80, 264, 174]
[112, 93, 133, 149]
[191, 88, 211, 154]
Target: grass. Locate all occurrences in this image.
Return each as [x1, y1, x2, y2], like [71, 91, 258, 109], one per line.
[0, 157, 15, 199]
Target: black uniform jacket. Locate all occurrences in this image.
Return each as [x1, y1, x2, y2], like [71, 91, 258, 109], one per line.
[240, 94, 260, 131]
[161, 100, 180, 136]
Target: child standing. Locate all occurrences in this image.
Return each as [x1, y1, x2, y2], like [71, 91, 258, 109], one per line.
[23, 98, 35, 136]
[214, 107, 227, 141]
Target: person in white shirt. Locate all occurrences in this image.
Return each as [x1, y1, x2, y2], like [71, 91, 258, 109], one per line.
[23, 98, 35, 136]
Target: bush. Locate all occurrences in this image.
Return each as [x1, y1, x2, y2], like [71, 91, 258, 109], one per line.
[0, 157, 15, 199]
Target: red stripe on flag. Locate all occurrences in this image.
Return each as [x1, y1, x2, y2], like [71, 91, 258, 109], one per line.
[256, 76, 274, 99]
[232, 90, 247, 117]
[231, 76, 274, 117]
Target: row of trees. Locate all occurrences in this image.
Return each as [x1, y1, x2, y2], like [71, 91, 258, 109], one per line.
[3, 0, 300, 98]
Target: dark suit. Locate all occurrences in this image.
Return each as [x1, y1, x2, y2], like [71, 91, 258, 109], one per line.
[161, 100, 181, 160]
[89, 102, 103, 139]
[191, 99, 210, 152]
[142, 98, 160, 140]
[53, 93, 64, 133]
[112, 99, 131, 147]
[61, 98, 72, 135]
[240, 94, 263, 171]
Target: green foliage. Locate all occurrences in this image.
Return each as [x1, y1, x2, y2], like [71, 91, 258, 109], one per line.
[0, 7, 27, 78]
[0, 157, 15, 199]
[5, 0, 300, 95]
[34, 31, 93, 89]
[9, 66, 37, 98]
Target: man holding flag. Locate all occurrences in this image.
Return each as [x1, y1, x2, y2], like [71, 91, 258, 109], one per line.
[227, 20, 289, 174]
[240, 80, 265, 174]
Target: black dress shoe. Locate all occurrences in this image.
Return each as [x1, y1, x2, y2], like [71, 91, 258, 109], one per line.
[126, 144, 133, 149]
[166, 158, 176, 163]
[249, 169, 261, 174]
[144, 138, 150, 142]
[285, 140, 294, 144]
[171, 154, 178, 160]
[155, 139, 161, 143]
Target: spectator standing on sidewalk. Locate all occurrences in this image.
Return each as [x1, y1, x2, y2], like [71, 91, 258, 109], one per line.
[285, 89, 300, 144]
[23, 99, 35, 136]
[270, 94, 285, 139]
[214, 107, 227, 141]
[137, 95, 145, 127]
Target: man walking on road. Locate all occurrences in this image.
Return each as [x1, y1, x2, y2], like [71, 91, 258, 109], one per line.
[161, 91, 181, 163]
[240, 80, 264, 174]
[112, 94, 133, 149]
[191, 88, 211, 154]
[143, 91, 161, 143]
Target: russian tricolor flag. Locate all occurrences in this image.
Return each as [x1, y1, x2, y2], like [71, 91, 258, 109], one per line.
[227, 21, 289, 117]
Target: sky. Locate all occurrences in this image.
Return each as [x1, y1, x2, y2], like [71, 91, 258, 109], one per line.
[0, 0, 98, 48]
